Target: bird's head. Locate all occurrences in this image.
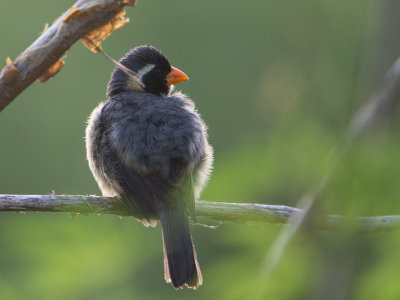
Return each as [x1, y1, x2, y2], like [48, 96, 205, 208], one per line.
[107, 46, 189, 97]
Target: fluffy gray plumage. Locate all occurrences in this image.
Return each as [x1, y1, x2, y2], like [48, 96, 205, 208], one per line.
[86, 90, 213, 222]
[85, 46, 213, 289]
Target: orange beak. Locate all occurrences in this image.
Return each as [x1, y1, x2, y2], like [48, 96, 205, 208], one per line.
[166, 66, 189, 85]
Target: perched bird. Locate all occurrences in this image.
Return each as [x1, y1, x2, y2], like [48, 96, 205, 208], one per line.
[85, 45, 213, 289]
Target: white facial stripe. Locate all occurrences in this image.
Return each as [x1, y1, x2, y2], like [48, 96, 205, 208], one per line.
[138, 64, 155, 80]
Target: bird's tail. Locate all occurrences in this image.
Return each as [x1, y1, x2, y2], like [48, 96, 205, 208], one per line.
[156, 198, 202, 289]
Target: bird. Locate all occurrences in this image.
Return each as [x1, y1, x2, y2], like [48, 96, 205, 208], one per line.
[85, 45, 213, 289]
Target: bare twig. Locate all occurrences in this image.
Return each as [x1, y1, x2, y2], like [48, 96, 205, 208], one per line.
[0, 0, 137, 112]
[0, 194, 399, 233]
[261, 57, 400, 283]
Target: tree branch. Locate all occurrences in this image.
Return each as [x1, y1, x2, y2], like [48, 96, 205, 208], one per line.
[0, 194, 399, 233]
[0, 0, 136, 112]
[260, 56, 400, 284]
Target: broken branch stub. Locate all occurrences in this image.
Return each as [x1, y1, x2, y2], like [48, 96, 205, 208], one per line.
[82, 9, 130, 53]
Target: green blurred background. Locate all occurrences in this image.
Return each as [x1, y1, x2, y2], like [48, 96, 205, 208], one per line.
[1, 0, 400, 299]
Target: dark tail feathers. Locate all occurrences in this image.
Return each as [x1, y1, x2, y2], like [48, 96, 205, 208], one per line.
[157, 199, 202, 289]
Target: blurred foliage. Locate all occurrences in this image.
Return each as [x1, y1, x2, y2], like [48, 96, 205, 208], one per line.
[0, 0, 400, 299]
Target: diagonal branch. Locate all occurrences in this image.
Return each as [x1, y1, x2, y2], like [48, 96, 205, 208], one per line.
[0, 0, 136, 112]
[261, 57, 400, 283]
[0, 194, 399, 233]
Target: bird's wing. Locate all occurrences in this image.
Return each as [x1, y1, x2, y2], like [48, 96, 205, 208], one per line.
[166, 158, 196, 223]
[179, 169, 196, 223]
[114, 152, 196, 225]
[113, 156, 171, 226]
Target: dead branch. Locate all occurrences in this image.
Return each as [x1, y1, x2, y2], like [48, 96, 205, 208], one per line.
[0, 0, 136, 111]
